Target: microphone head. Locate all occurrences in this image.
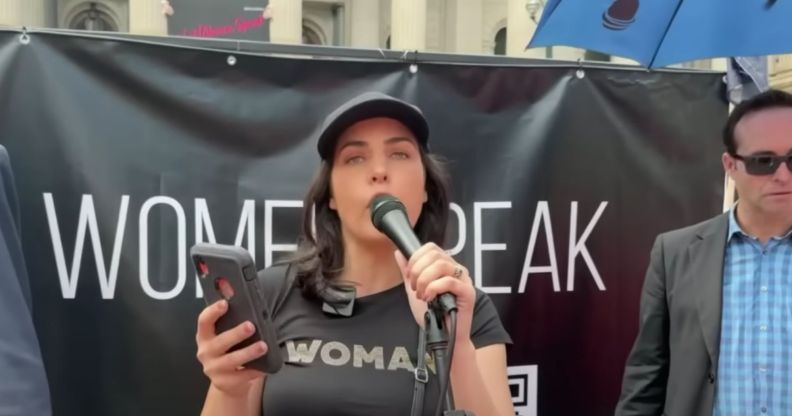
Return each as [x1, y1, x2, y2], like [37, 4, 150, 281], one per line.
[369, 193, 407, 231]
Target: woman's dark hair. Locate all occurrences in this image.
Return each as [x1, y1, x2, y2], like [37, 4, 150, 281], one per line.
[289, 150, 450, 300]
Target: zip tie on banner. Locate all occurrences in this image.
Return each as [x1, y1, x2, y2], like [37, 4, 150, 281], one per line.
[576, 57, 585, 79]
[409, 50, 418, 75]
[19, 27, 30, 45]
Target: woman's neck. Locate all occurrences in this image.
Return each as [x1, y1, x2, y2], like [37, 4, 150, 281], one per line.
[338, 236, 403, 297]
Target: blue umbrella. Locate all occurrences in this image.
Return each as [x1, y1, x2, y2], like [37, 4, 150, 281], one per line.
[529, 0, 792, 68]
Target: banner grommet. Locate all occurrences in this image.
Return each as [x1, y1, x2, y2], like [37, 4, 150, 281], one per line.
[19, 27, 30, 45]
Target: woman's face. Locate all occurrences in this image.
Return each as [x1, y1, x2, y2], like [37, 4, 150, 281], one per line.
[329, 117, 427, 246]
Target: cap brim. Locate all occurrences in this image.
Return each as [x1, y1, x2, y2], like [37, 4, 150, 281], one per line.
[317, 98, 429, 160]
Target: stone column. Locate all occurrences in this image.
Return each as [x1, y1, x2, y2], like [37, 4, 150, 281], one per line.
[268, 0, 302, 44]
[448, 0, 482, 54]
[23, 0, 48, 27]
[129, 0, 167, 35]
[0, 0, 23, 26]
[349, 0, 379, 48]
[391, 0, 426, 50]
[610, 55, 639, 65]
[506, 0, 544, 58]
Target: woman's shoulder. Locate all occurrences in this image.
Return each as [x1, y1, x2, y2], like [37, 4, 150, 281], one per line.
[255, 263, 299, 314]
[470, 287, 513, 347]
[472, 287, 496, 311]
[256, 263, 293, 287]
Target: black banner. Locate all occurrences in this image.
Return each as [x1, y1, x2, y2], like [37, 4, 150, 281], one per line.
[0, 30, 727, 415]
[167, 0, 269, 40]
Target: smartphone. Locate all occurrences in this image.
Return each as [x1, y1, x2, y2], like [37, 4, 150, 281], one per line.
[190, 243, 282, 374]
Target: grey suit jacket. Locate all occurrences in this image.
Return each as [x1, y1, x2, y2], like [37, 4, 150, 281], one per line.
[0, 145, 52, 416]
[615, 213, 728, 416]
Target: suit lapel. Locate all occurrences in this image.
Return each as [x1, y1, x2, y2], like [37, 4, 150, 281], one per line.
[689, 214, 728, 366]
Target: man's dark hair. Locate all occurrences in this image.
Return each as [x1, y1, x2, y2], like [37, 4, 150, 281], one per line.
[723, 89, 792, 155]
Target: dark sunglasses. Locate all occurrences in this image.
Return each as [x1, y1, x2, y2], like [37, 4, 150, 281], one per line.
[732, 153, 792, 176]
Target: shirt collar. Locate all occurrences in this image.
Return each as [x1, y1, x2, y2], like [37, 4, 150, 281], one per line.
[728, 203, 792, 242]
[727, 205, 747, 243]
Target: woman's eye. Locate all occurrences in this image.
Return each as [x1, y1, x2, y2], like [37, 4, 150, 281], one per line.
[391, 152, 409, 160]
[345, 155, 365, 165]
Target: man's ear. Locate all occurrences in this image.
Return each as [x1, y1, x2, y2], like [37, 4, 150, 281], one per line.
[722, 152, 736, 177]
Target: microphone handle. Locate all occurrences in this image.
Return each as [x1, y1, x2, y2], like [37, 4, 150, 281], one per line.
[435, 293, 457, 313]
[382, 211, 457, 312]
[383, 211, 422, 257]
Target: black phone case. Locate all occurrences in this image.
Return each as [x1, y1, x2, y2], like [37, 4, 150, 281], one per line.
[190, 243, 282, 374]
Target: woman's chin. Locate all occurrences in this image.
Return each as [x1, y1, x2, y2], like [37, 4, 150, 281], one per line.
[342, 225, 394, 250]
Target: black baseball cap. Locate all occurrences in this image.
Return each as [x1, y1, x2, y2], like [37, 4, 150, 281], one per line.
[316, 92, 430, 160]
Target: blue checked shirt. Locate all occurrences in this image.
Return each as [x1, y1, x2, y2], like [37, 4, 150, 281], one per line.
[713, 209, 792, 416]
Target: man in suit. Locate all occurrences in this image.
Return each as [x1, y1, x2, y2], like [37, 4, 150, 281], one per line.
[0, 144, 52, 415]
[615, 89, 792, 416]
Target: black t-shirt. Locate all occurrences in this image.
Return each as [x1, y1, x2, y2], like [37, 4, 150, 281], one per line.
[257, 265, 511, 416]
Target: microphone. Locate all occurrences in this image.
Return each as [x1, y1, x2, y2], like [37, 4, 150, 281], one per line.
[370, 194, 465, 415]
[369, 194, 457, 312]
